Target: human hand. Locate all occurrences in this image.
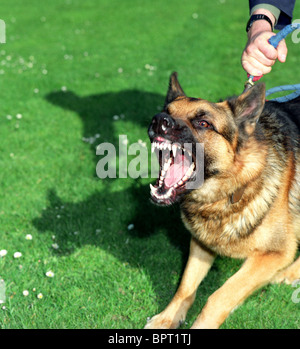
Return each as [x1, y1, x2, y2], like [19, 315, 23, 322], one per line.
[241, 12, 288, 77]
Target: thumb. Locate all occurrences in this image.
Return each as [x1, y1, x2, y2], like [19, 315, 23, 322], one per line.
[277, 39, 288, 62]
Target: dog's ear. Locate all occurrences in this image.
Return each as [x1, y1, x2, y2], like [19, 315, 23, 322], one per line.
[229, 83, 265, 136]
[164, 72, 186, 109]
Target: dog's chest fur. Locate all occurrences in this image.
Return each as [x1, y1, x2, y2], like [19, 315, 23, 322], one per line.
[180, 165, 287, 258]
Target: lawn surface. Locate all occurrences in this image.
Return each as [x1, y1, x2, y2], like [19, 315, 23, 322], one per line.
[0, 0, 299, 329]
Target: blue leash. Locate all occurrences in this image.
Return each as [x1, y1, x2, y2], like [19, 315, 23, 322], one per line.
[266, 84, 300, 103]
[244, 23, 300, 102]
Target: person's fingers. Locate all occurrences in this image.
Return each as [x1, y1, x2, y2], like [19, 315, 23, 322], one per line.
[245, 42, 276, 67]
[241, 54, 272, 76]
[276, 39, 288, 62]
[257, 32, 278, 60]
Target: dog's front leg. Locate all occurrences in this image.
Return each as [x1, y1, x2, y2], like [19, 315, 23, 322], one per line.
[191, 251, 294, 329]
[144, 237, 215, 329]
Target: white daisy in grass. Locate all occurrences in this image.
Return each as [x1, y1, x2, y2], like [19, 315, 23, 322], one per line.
[45, 270, 54, 278]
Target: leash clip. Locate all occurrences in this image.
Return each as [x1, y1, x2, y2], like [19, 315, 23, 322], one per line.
[243, 76, 254, 93]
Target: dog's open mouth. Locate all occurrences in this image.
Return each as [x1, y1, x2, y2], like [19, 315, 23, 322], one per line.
[150, 136, 195, 205]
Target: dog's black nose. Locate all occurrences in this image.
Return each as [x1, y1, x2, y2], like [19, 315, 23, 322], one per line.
[148, 112, 175, 138]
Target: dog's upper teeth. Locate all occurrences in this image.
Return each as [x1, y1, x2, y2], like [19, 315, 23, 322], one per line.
[172, 145, 177, 157]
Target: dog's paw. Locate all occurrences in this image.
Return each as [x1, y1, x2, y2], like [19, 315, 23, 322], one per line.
[273, 269, 300, 285]
[144, 313, 182, 329]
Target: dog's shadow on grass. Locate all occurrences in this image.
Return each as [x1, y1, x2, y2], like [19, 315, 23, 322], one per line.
[33, 88, 227, 325]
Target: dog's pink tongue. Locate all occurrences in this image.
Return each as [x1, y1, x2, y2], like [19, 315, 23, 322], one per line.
[165, 155, 190, 187]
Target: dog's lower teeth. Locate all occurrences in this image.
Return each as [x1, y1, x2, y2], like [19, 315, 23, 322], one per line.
[182, 175, 188, 182]
[163, 162, 170, 171]
[150, 184, 157, 194]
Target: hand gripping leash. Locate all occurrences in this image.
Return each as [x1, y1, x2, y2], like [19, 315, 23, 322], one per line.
[243, 23, 300, 102]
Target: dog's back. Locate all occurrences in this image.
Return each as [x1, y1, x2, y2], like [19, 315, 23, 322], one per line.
[261, 97, 300, 239]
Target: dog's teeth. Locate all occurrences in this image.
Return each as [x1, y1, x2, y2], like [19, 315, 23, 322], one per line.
[150, 184, 157, 193]
[168, 144, 171, 151]
[163, 162, 170, 171]
[186, 163, 195, 177]
[172, 145, 177, 157]
[151, 143, 155, 153]
[161, 169, 166, 177]
[178, 180, 183, 186]
[182, 175, 188, 182]
[165, 189, 172, 198]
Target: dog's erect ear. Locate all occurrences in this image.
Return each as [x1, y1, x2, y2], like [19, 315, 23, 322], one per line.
[229, 83, 265, 136]
[164, 72, 186, 109]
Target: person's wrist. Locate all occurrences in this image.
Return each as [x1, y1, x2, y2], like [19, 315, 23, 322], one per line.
[247, 9, 275, 38]
[248, 20, 273, 39]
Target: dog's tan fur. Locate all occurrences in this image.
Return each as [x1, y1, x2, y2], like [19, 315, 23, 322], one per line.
[145, 73, 300, 329]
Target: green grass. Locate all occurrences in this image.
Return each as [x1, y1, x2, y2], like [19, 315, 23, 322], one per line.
[0, 0, 299, 329]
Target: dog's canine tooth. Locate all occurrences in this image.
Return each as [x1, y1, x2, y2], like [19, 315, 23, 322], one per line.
[150, 184, 157, 193]
[168, 144, 172, 151]
[151, 143, 155, 153]
[161, 169, 166, 177]
[172, 145, 177, 157]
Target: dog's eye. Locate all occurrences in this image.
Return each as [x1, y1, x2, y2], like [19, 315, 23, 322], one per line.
[193, 119, 212, 129]
[199, 120, 210, 128]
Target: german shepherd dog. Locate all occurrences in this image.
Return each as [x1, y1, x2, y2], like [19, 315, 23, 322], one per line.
[145, 72, 300, 329]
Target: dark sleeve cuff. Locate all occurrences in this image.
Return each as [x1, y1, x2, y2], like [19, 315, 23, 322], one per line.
[249, 0, 296, 29]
